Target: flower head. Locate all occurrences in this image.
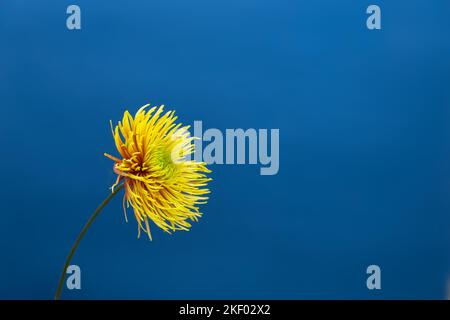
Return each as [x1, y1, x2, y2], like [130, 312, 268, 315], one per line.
[104, 104, 211, 240]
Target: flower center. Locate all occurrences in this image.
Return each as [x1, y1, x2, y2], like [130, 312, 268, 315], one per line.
[153, 145, 176, 178]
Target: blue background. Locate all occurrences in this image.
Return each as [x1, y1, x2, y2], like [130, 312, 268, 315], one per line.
[1, 1, 449, 299]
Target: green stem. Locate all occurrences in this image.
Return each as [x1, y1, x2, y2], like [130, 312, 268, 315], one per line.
[54, 184, 124, 300]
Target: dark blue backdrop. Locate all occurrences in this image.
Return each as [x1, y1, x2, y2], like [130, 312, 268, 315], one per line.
[1, 1, 449, 299]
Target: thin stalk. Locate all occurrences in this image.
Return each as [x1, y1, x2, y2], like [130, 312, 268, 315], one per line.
[54, 184, 124, 300]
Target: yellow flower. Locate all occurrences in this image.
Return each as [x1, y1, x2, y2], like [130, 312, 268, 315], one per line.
[104, 104, 211, 240]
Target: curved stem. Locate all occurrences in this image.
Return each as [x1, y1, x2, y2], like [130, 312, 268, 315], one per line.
[54, 184, 124, 300]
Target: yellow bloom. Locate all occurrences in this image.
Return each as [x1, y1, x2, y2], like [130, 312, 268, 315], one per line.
[104, 104, 211, 240]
